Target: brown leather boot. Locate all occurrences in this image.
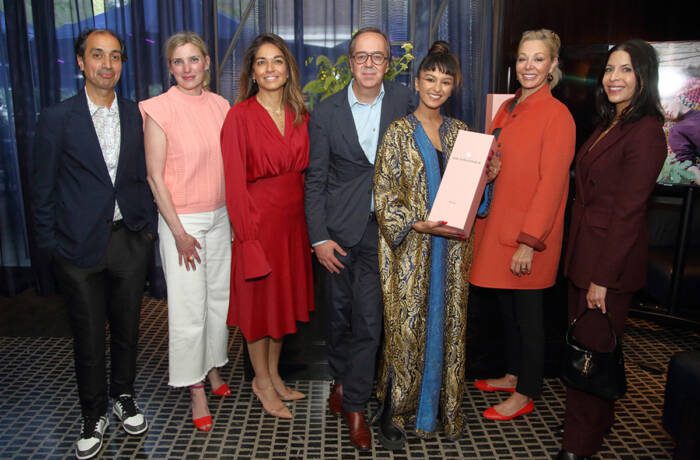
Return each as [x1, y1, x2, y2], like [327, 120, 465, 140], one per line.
[343, 410, 371, 451]
[328, 382, 343, 416]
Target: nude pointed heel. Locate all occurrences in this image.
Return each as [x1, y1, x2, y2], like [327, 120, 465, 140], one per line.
[252, 378, 292, 419]
[275, 383, 305, 401]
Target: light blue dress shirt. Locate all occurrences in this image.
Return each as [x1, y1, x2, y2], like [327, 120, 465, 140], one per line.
[312, 81, 387, 246]
[347, 80, 385, 165]
[348, 81, 385, 212]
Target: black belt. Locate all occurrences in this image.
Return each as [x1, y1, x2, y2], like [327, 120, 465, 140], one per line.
[111, 219, 124, 230]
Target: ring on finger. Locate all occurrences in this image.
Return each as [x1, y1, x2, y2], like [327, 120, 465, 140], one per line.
[188, 256, 194, 262]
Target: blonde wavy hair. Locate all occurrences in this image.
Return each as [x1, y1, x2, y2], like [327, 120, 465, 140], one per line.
[519, 28, 562, 88]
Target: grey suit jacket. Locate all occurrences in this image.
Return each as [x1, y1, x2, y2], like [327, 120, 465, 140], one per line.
[305, 80, 416, 248]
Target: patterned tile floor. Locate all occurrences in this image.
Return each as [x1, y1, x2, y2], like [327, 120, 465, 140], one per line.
[1, 296, 698, 459]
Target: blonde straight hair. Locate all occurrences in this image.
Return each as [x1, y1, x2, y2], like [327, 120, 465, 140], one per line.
[164, 31, 211, 90]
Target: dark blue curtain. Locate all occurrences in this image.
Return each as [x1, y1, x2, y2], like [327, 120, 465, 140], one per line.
[444, 0, 494, 132]
[0, 0, 217, 295]
[2, 0, 36, 296]
[0, 0, 492, 296]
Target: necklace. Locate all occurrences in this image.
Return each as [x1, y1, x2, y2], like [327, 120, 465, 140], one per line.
[256, 96, 284, 115]
[257, 96, 285, 135]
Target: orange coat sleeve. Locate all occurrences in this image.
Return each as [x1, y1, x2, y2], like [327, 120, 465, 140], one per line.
[518, 106, 576, 250]
[221, 105, 272, 280]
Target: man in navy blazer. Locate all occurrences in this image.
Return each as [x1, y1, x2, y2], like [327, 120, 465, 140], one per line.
[305, 27, 415, 450]
[31, 29, 155, 460]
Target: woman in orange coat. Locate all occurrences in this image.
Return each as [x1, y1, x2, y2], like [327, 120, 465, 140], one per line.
[470, 29, 575, 420]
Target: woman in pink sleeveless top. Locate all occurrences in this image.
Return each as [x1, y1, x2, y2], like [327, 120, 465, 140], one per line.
[140, 32, 231, 432]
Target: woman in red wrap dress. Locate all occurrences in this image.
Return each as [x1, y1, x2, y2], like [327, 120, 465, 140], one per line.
[221, 33, 314, 420]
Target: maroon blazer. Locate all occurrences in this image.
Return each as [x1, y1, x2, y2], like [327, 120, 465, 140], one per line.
[564, 115, 667, 292]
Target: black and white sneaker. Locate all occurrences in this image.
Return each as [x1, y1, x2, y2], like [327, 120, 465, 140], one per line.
[75, 415, 108, 460]
[112, 394, 148, 435]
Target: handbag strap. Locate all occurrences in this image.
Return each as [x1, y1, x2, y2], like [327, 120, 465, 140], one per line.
[568, 308, 618, 347]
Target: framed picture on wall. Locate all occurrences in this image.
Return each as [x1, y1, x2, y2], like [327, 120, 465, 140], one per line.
[653, 41, 700, 185]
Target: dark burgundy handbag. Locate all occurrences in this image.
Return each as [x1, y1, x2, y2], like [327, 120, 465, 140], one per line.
[561, 309, 627, 401]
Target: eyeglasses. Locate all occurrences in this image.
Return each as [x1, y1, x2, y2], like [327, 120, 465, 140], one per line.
[352, 52, 388, 65]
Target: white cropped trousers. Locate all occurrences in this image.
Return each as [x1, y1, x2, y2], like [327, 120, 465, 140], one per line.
[158, 206, 231, 387]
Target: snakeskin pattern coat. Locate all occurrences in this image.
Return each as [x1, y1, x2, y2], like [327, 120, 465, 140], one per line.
[373, 115, 473, 439]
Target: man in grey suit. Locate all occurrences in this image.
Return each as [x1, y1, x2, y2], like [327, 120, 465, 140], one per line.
[305, 27, 415, 450]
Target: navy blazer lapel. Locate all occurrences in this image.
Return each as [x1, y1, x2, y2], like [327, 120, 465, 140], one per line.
[115, 96, 130, 184]
[73, 92, 114, 186]
[379, 82, 397, 137]
[334, 91, 365, 162]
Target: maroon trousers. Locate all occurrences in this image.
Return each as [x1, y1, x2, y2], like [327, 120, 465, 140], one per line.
[562, 281, 633, 456]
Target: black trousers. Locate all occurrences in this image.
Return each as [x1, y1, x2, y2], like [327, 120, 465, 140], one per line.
[494, 288, 544, 398]
[562, 281, 632, 456]
[324, 216, 382, 412]
[53, 225, 152, 418]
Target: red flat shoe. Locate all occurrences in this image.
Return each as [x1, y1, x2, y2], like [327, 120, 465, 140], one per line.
[483, 400, 534, 421]
[212, 383, 232, 397]
[474, 379, 516, 393]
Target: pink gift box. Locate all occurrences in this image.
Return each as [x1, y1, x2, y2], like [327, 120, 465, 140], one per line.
[428, 130, 495, 234]
[485, 93, 513, 134]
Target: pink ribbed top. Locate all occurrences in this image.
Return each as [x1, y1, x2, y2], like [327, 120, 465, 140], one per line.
[139, 86, 230, 214]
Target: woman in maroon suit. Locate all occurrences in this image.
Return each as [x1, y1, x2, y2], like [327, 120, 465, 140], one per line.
[557, 39, 667, 459]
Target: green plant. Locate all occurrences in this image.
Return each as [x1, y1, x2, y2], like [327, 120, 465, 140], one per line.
[303, 42, 414, 110]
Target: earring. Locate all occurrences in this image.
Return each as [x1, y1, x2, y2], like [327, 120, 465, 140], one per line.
[547, 73, 553, 82]
[252, 77, 257, 84]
